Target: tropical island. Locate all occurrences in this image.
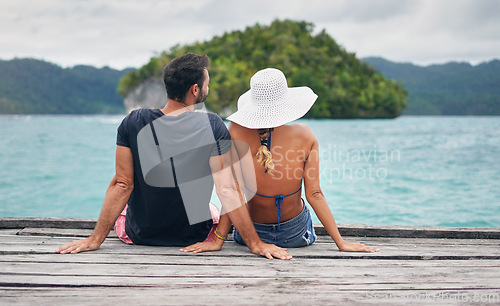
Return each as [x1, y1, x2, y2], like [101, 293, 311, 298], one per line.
[119, 19, 407, 119]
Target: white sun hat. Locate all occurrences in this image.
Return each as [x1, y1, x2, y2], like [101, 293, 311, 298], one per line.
[226, 68, 318, 129]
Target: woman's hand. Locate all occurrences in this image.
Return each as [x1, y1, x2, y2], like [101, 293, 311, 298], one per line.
[180, 239, 224, 254]
[338, 240, 379, 253]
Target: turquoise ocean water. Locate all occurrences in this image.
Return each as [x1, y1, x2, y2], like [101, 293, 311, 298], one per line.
[0, 115, 499, 227]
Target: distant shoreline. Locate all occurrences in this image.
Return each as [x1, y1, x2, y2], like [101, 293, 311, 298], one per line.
[2, 114, 500, 118]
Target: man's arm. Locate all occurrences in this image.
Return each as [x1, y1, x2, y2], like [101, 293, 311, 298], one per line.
[56, 146, 134, 254]
[209, 149, 292, 260]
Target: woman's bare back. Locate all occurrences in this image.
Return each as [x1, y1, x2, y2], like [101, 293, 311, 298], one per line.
[229, 122, 315, 224]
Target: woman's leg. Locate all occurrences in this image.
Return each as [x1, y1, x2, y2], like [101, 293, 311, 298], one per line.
[280, 202, 317, 248]
[233, 223, 277, 246]
[232, 228, 246, 245]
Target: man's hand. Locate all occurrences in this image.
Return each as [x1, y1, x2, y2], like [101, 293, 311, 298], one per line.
[56, 237, 102, 254]
[338, 240, 379, 253]
[179, 239, 224, 254]
[249, 242, 293, 260]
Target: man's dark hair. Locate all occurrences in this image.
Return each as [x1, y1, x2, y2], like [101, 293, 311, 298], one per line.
[163, 53, 210, 103]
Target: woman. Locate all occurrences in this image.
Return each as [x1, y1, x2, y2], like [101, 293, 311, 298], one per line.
[181, 68, 377, 253]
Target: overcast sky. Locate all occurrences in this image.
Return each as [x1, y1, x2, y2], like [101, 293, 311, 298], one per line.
[1, 0, 499, 69]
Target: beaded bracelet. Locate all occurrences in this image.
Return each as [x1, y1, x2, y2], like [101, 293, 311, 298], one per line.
[214, 228, 228, 241]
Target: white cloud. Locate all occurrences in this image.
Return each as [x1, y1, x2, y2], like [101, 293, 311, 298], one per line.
[0, 0, 498, 69]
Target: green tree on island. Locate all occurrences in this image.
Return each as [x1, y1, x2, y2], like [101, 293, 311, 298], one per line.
[119, 19, 407, 118]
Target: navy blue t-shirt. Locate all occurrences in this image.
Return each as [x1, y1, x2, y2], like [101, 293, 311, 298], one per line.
[116, 108, 231, 246]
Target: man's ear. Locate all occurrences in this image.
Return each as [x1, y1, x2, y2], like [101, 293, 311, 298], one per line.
[191, 84, 199, 97]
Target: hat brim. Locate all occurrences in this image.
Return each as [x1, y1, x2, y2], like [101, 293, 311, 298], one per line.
[226, 86, 318, 129]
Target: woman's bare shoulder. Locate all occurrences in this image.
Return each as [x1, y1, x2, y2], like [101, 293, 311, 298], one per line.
[286, 123, 316, 139]
[229, 122, 316, 142]
[228, 122, 246, 136]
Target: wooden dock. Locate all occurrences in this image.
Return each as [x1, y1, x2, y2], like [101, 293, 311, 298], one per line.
[1, 217, 499, 305]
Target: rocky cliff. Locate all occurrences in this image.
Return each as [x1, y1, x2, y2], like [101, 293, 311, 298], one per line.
[124, 78, 167, 113]
[124, 77, 234, 117]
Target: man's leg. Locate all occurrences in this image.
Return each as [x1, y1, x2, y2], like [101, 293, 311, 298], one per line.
[203, 202, 221, 242]
[113, 204, 134, 244]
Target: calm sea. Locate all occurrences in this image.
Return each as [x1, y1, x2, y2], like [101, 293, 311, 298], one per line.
[0, 115, 499, 227]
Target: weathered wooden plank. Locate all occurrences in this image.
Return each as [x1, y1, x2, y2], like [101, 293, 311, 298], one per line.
[1, 238, 499, 260]
[1, 262, 499, 289]
[2, 260, 499, 283]
[0, 242, 498, 260]
[16, 228, 118, 238]
[2, 252, 499, 267]
[0, 287, 498, 305]
[2, 233, 500, 247]
[332, 224, 500, 239]
[1, 237, 499, 260]
[0, 229, 21, 235]
[2, 234, 500, 249]
[1, 272, 499, 292]
[0, 218, 97, 230]
[315, 235, 500, 245]
[2, 217, 500, 239]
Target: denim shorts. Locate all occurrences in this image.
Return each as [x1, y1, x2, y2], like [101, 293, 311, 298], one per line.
[233, 200, 316, 248]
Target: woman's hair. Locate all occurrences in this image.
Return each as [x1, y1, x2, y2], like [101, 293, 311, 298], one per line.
[256, 128, 275, 175]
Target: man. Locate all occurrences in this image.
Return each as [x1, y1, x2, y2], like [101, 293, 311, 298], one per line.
[56, 53, 291, 260]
